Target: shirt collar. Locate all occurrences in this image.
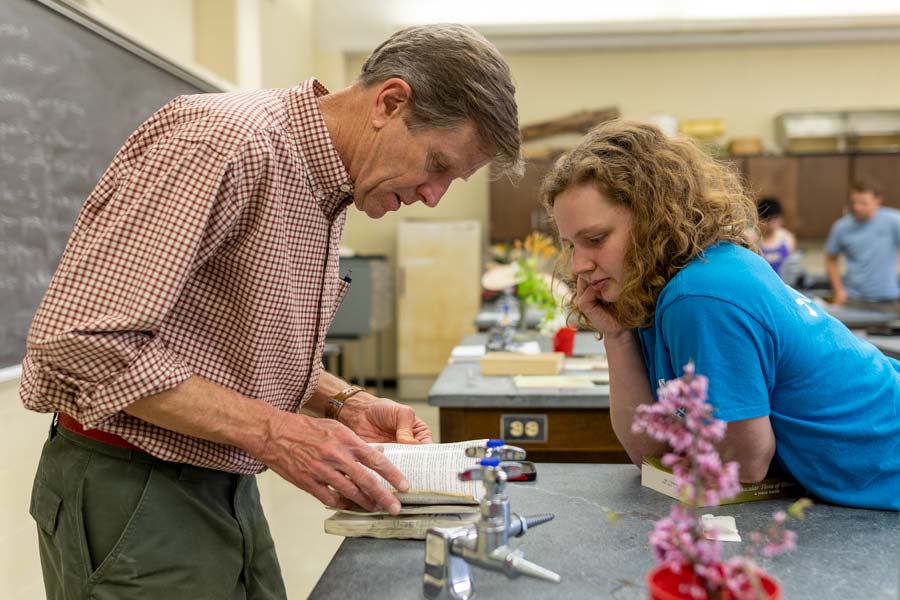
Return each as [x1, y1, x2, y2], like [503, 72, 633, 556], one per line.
[284, 78, 354, 218]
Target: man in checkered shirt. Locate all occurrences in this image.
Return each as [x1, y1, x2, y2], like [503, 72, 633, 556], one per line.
[23, 24, 522, 598]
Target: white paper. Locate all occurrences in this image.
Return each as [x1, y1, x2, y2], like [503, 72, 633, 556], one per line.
[513, 375, 598, 389]
[701, 514, 741, 542]
[509, 341, 541, 354]
[563, 356, 609, 371]
[451, 345, 486, 358]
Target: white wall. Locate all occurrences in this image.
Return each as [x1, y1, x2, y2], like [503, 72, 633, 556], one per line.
[0, 378, 54, 597]
[508, 41, 900, 151]
[77, 0, 195, 67]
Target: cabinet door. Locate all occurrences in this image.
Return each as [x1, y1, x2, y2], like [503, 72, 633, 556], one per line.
[851, 155, 900, 209]
[397, 221, 480, 376]
[796, 155, 850, 238]
[489, 158, 554, 243]
[742, 156, 799, 230]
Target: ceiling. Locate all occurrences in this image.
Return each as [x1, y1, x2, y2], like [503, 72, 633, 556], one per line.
[313, 0, 900, 54]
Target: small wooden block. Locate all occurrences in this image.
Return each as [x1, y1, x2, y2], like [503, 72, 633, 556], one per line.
[479, 352, 564, 376]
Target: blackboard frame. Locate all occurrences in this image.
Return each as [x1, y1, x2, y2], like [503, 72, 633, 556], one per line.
[0, 0, 224, 378]
[35, 0, 223, 94]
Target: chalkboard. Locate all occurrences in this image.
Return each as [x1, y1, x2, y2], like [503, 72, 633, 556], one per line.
[0, 0, 221, 370]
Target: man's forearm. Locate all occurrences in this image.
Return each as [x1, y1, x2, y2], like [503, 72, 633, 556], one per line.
[124, 375, 280, 458]
[825, 255, 843, 295]
[308, 369, 356, 414]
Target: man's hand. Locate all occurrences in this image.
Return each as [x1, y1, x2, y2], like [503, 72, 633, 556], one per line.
[255, 411, 410, 514]
[338, 393, 433, 444]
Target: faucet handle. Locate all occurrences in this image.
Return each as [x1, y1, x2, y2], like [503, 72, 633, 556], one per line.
[465, 439, 527, 461]
[492, 548, 561, 584]
[459, 458, 523, 482]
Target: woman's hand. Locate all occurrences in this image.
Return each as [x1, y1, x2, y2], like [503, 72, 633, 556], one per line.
[575, 275, 629, 339]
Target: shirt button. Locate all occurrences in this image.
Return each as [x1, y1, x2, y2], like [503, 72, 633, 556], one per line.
[339, 183, 351, 193]
[314, 189, 325, 199]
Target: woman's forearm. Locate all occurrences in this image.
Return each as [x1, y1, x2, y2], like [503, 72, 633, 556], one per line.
[604, 331, 668, 466]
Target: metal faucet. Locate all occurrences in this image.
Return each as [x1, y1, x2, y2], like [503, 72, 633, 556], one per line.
[423, 440, 560, 600]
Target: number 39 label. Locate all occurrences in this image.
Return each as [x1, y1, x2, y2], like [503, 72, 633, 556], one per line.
[501, 414, 547, 443]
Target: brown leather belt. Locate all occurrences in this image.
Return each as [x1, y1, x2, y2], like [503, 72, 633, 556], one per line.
[57, 412, 140, 451]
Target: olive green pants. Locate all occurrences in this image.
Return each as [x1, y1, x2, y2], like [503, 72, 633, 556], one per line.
[29, 422, 287, 600]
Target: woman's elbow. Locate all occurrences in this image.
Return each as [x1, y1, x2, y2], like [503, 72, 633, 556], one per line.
[737, 454, 774, 483]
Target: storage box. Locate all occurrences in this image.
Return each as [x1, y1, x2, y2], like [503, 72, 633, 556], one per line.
[776, 109, 900, 154]
[727, 137, 762, 156]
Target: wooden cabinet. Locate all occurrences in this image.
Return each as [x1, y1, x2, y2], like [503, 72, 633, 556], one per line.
[795, 155, 850, 238]
[742, 156, 799, 230]
[489, 151, 900, 241]
[489, 158, 555, 243]
[853, 155, 900, 209]
[440, 407, 629, 463]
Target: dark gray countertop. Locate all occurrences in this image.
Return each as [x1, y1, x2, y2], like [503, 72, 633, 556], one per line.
[428, 333, 609, 408]
[820, 304, 898, 329]
[310, 464, 899, 600]
[858, 332, 900, 359]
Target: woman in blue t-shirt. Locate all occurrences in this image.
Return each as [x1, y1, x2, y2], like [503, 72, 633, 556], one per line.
[541, 120, 900, 510]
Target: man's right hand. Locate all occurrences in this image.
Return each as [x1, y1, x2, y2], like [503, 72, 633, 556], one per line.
[832, 287, 848, 305]
[255, 411, 409, 515]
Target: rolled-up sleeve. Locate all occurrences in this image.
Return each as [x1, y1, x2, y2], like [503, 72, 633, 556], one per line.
[20, 118, 237, 428]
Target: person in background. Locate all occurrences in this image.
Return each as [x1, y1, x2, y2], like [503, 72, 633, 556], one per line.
[542, 120, 899, 511]
[21, 24, 522, 599]
[825, 180, 900, 304]
[755, 197, 796, 276]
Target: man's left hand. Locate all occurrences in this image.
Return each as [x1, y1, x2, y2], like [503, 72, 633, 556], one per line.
[338, 393, 433, 444]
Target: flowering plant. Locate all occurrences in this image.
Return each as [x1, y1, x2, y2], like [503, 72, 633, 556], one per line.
[632, 363, 810, 599]
[513, 232, 560, 325]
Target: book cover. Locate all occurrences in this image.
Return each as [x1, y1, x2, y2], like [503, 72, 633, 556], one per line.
[324, 510, 481, 540]
[641, 457, 802, 506]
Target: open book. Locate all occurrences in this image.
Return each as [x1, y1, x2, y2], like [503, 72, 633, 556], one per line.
[641, 457, 802, 507]
[324, 439, 488, 540]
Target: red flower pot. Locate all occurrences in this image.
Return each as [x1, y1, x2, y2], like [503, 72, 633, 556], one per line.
[552, 326, 576, 356]
[647, 563, 781, 600]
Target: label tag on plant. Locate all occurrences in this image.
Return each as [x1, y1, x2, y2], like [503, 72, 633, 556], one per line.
[701, 514, 741, 542]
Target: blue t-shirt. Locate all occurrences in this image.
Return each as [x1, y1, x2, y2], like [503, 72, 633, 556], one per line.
[825, 208, 900, 301]
[637, 243, 900, 510]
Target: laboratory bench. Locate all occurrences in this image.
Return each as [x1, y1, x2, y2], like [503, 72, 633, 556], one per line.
[310, 464, 898, 600]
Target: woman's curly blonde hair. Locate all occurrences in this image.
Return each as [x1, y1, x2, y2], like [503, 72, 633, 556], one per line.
[541, 120, 757, 330]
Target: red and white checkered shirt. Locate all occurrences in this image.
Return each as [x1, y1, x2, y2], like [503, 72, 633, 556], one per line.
[20, 78, 353, 474]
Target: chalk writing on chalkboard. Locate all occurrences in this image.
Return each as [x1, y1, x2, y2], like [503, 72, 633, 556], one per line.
[0, 0, 219, 370]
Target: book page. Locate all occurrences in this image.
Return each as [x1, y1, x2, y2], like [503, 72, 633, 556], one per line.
[368, 439, 488, 504]
[335, 504, 480, 517]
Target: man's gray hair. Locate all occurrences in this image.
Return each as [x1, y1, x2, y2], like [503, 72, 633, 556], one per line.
[359, 23, 523, 180]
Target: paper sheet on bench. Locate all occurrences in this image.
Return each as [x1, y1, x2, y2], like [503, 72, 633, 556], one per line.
[513, 375, 603, 388]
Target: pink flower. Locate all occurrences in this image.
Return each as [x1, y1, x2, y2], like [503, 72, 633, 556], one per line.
[634, 363, 806, 597]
